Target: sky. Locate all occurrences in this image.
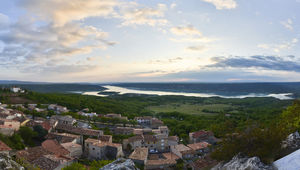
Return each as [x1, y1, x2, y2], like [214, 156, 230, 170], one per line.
[0, 0, 299, 83]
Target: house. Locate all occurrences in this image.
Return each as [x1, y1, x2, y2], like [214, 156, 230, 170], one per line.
[84, 138, 123, 160]
[171, 144, 195, 159]
[123, 135, 144, 150]
[10, 87, 24, 93]
[99, 135, 113, 143]
[104, 113, 128, 120]
[55, 124, 103, 138]
[129, 147, 148, 165]
[26, 119, 57, 132]
[151, 118, 164, 129]
[155, 134, 169, 152]
[189, 130, 217, 144]
[144, 152, 179, 170]
[61, 142, 82, 158]
[48, 104, 69, 114]
[32, 154, 74, 170]
[51, 115, 76, 125]
[0, 119, 21, 136]
[0, 140, 11, 154]
[78, 112, 97, 117]
[114, 127, 134, 135]
[17, 146, 74, 170]
[133, 129, 144, 135]
[187, 142, 210, 155]
[125, 134, 178, 153]
[46, 132, 81, 144]
[0, 119, 20, 130]
[41, 140, 70, 156]
[168, 136, 179, 147]
[157, 126, 169, 137]
[135, 116, 152, 125]
[143, 135, 157, 151]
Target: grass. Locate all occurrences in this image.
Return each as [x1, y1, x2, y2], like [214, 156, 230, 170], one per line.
[146, 103, 234, 115]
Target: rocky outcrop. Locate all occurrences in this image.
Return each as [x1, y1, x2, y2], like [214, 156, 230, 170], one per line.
[212, 153, 274, 170]
[282, 131, 300, 149]
[0, 153, 24, 170]
[100, 158, 139, 170]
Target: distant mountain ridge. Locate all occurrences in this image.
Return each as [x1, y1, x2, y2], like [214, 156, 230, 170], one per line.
[0, 80, 105, 93]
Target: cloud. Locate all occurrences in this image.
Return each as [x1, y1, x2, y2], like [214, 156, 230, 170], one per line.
[118, 3, 168, 27]
[170, 25, 202, 36]
[24, 64, 97, 74]
[281, 18, 293, 31]
[148, 57, 183, 64]
[185, 45, 207, 52]
[207, 55, 300, 72]
[258, 38, 298, 52]
[170, 3, 177, 9]
[0, 13, 10, 30]
[0, 20, 113, 68]
[201, 0, 237, 10]
[170, 25, 215, 43]
[0, 0, 119, 74]
[18, 0, 118, 27]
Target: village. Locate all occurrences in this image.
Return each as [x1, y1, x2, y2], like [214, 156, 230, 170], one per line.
[0, 87, 219, 170]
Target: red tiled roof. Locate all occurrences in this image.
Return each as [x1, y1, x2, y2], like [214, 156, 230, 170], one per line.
[146, 159, 176, 166]
[162, 152, 180, 161]
[128, 135, 143, 143]
[99, 135, 112, 142]
[42, 140, 70, 156]
[41, 121, 52, 131]
[45, 132, 79, 144]
[191, 130, 213, 138]
[129, 147, 148, 161]
[0, 140, 11, 151]
[16, 146, 51, 162]
[187, 142, 210, 151]
[55, 124, 103, 137]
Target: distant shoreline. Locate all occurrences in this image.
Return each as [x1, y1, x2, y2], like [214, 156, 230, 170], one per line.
[82, 85, 293, 100]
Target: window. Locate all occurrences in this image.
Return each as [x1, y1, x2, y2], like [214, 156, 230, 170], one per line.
[93, 148, 95, 150]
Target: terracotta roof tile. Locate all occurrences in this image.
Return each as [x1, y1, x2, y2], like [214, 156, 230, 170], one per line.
[42, 140, 70, 156]
[187, 142, 210, 151]
[129, 147, 148, 161]
[55, 124, 103, 137]
[16, 146, 50, 163]
[0, 140, 11, 151]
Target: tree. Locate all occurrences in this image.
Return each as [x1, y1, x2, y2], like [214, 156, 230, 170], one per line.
[33, 125, 48, 141]
[19, 126, 38, 146]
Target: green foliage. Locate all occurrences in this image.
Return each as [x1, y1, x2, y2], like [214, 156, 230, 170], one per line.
[211, 100, 300, 164]
[19, 126, 38, 146]
[62, 162, 86, 170]
[16, 158, 41, 170]
[33, 125, 48, 141]
[89, 160, 114, 170]
[0, 133, 25, 150]
[175, 159, 184, 170]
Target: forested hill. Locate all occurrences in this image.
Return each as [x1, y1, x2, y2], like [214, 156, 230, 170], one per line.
[115, 82, 300, 97]
[0, 83, 105, 93]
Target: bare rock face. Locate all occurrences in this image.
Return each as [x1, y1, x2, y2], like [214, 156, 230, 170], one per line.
[282, 131, 300, 149]
[0, 153, 24, 170]
[100, 158, 139, 170]
[211, 154, 274, 170]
